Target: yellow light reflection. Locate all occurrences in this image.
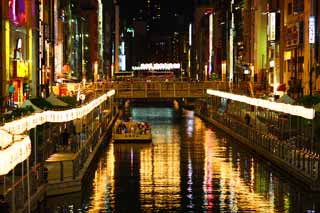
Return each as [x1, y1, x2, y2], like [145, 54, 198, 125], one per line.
[89, 144, 115, 212]
[250, 158, 254, 192]
[140, 129, 181, 209]
[203, 127, 276, 212]
[203, 127, 214, 209]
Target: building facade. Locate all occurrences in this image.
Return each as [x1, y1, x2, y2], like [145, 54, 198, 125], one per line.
[0, 0, 114, 103]
[192, 0, 320, 98]
[1, 0, 38, 106]
[192, 4, 214, 80]
[279, 0, 320, 98]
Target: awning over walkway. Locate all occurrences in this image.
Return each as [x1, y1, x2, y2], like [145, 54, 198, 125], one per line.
[276, 94, 295, 104]
[314, 103, 320, 112]
[46, 94, 69, 107]
[21, 100, 43, 113]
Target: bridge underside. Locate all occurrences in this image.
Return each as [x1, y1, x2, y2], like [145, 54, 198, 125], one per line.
[126, 98, 176, 107]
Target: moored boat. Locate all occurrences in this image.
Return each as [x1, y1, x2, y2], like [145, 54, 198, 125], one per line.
[113, 119, 152, 143]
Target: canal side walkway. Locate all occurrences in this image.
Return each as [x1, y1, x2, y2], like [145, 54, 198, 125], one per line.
[45, 112, 118, 196]
[0, 89, 116, 212]
[195, 110, 320, 191]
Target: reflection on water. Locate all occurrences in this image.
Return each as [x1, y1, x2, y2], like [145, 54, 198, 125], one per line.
[46, 107, 320, 212]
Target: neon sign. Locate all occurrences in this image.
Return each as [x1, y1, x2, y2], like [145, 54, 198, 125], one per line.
[9, 0, 27, 26]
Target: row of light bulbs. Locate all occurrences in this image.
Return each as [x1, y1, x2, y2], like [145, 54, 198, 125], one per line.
[207, 89, 315, 120]
[0, 90, 115, 175]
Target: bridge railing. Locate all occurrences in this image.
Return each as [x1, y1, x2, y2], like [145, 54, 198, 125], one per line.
[93, 80, 268, 98]
[96, 81, 245, 98]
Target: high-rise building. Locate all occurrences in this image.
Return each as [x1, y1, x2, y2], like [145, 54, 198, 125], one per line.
[132, 0, 161, 32]
[53, 0, 113, 84]
[192, 1, 214, 80]
[244, 0, 268, 85]
[266, 0, 282, 95]
[281, 0, 314, 97]
[102, 0, 114, 79]
[122, 0, 190, 69]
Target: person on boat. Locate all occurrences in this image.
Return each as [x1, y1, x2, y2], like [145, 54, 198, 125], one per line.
[144, 122, 150, 130]
[135, 125, 141, 135]
[119, 122, 128, 133]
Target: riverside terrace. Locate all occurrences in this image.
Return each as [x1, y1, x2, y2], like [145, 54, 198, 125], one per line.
[200, 89, 319, 191]
[0, 89, 116, 212]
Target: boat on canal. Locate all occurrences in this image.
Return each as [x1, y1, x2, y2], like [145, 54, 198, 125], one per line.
[113, 119, 152, 143]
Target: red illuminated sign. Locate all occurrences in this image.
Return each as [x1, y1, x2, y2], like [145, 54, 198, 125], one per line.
[9, 0, 27, 26]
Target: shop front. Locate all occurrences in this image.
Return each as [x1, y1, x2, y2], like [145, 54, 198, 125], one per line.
[6, 0, 33, 107]
[9, 29, 31, 106]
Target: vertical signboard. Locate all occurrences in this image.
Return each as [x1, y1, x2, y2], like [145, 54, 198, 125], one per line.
[268, 12, 276, 41]
[309, 16, 315, 44]
[208, 13, 213, 75]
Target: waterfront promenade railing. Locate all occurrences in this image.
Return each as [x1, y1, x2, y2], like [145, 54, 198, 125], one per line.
[197, 108, 320, 190]
[45, 125, 102, 183]
[2, 163, 45, 212]
[0, 89, 116, 211]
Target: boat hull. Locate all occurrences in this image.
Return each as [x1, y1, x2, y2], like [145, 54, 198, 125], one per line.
[113, 133, 152, 143]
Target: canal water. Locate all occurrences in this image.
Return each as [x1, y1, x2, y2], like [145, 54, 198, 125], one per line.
[46, 107, 320, 212]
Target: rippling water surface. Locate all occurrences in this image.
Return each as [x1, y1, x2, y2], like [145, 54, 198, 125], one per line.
[47, 107, 320, 212]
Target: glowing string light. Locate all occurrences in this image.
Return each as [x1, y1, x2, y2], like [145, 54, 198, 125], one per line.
[0, 90, 115, 175]
[0, 135, 31, 175]
[207, 89, 315, 120]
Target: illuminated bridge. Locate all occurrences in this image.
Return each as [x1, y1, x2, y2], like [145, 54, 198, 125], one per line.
[97, 81, 253, 99]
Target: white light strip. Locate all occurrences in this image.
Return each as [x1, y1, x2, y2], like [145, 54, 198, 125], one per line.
[1, 90, 115, 135]
[132, 63, 181, 71]
[0, 90, 115, 175]
[207, 89, 315, 120]
[0, 129, 16, 149]
[0, 136, 31, 175]
[189, 23, 192, 46]
[208, 13, 213, 75]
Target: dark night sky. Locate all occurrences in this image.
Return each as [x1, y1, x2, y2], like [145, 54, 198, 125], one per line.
[119, 0, 194, 32]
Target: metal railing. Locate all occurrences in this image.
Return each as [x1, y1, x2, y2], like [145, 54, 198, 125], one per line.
[44, 112, 112, 183]
[198, 108, 320, 187]
[2, 163, 46, 212]
[95, 80, 264, 99]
